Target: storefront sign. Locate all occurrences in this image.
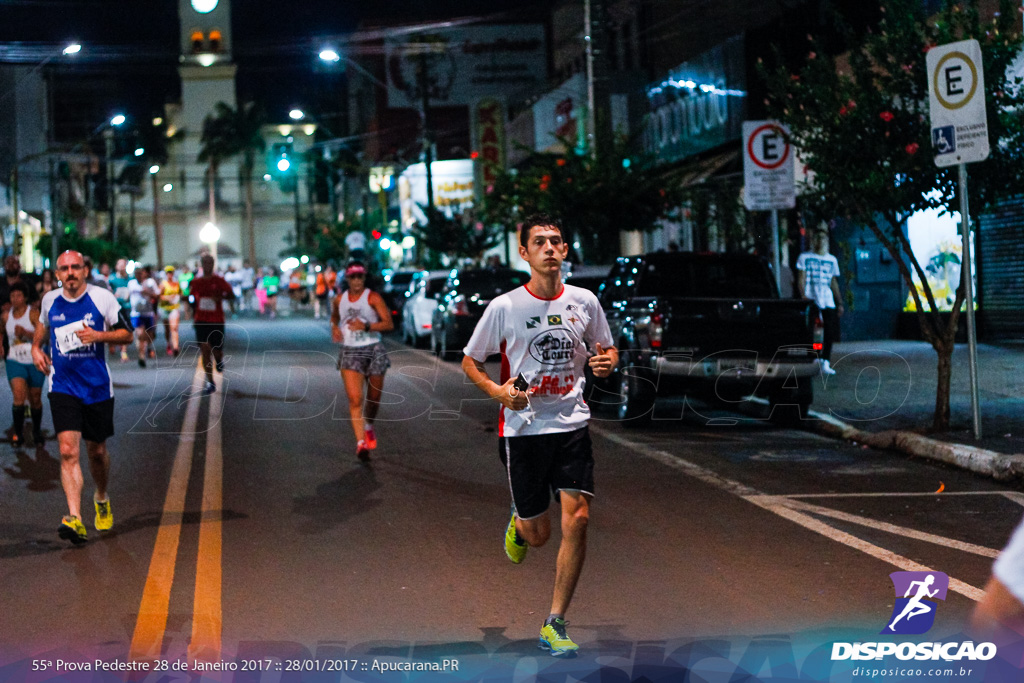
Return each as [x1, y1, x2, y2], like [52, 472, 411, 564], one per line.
[386, 25, 547, 108]
[644, 35, 746, 165]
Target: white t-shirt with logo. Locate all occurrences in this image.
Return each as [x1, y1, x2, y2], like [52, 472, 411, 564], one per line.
[464, 284, 613, 437]
[796, 252, 840, 310]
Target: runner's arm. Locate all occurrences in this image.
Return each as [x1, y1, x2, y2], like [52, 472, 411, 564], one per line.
[461, 354, 529, 411]
[367, 291, 394, 333]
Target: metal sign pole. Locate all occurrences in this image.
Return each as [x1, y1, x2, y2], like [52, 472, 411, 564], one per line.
[958, 162, 982, 439]
[770, 209, 782, 292]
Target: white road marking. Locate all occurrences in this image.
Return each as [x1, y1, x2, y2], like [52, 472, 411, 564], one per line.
[589, 423, 988, 601]
[398, 337, 996, 600]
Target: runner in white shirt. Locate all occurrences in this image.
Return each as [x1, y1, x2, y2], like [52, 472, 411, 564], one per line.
[462, 214, 617, 657]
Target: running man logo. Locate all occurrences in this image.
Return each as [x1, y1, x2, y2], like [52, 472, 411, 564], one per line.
[526, 316, 541, 329]
[882, 571, 949, 635]
[547, 315, 562, 325]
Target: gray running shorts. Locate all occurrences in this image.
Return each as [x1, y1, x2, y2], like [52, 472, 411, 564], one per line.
[337, 342, 391, 376]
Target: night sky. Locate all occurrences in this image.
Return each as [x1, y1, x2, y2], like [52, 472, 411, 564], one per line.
[0, 0, 542, 137]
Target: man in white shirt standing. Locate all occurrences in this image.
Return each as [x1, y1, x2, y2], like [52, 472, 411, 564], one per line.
[796, 229, 844, 375]
[462, 214, 618, 657]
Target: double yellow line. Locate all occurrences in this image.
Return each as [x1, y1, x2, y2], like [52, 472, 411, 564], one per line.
[129, 366, 225, 662]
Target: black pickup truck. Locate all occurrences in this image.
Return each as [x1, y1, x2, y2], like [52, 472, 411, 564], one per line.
[592, 252, 823, 425]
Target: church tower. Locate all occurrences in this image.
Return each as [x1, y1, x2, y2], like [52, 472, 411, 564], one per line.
[135, 0, 310, 268]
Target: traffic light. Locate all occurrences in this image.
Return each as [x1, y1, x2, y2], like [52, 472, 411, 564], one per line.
[268, 141, 296, 192]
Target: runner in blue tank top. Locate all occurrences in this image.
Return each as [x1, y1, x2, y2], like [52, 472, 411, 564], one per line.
[32, 250, 134, 544]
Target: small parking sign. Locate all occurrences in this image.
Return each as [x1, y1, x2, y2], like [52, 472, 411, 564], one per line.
[932, 125, 956, 155]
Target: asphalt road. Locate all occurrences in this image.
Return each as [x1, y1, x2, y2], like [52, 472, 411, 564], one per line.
[1, 316, 1022, 681]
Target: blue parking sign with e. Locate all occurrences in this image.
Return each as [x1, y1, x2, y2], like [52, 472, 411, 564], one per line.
[932, 126, 956, 155]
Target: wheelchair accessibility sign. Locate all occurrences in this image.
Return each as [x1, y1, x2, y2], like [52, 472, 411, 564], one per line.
[927, 39, 989, 166]
[932, 126, 956, 155]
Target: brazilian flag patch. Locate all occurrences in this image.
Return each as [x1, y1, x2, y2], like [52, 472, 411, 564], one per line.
[547, 315, 562, 325]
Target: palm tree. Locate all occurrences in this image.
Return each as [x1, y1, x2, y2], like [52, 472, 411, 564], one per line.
[135, 119, 181, 268]
[198, 101, 267, 265]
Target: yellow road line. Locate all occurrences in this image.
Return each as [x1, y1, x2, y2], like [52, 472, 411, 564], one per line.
[129, 366, 204, 661]
[189, 369, 225, 663]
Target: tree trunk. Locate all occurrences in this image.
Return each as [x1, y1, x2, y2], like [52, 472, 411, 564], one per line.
[933, 338, 953, 432]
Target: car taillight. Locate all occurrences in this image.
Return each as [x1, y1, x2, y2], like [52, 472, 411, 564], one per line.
[650, 311, 664, 349]
[452, 296, 470, 316]
[813, 312, 824, 351]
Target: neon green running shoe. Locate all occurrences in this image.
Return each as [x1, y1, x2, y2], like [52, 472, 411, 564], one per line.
[58, 516, 88, 545]
[539, 618, 579, 657]
[94, 498, 113, 531]
[504, 508, 527, 564]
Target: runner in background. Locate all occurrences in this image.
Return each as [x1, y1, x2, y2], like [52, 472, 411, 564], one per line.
[330, 262, 393, 461]
[107, 259, 132, 362]
[127, 266, 159, 368]
[189, 254, 235, 394]
[3, 283, 45, 447]
[159, 265, 182, 357]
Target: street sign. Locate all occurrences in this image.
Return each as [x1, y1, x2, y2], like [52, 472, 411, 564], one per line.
[927, 39, 989, 167]
[742, 121, 796, 211]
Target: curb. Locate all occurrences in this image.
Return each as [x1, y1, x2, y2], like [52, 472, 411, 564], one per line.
[806, 410, 1024, 484]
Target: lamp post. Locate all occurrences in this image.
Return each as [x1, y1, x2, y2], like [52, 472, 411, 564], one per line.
[105, 113, 126, 242]
[1, 42, 82, 262]
[150, 164, 163, 269]
[200, 221, 220, 262]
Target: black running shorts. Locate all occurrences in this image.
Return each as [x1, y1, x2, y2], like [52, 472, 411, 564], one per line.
[49, 392, 115, 443]
[194, 322, 225, 348]
[498, 425, 594, 520]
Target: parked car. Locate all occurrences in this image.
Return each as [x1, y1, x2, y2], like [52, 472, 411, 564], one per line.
[564, 264, 613, 294]
[401, 269, 449, 348]
[592, 252, 823, 425]
[431, 267, 530, 360]
[381, 269, 418, 328]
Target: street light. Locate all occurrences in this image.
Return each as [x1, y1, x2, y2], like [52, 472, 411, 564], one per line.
[200, 221, 221, 262]
[319, 49, 341, 63]
[104, 113, 126, 241]
[289, 109, 305, 121]
[62, 44, 82, 56]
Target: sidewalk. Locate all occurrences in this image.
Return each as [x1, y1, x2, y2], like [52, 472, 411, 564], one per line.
[808, 340, 1024, 482]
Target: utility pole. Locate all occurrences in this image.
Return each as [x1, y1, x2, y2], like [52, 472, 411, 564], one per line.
[417, 46, 436, 214]
[151, 171, 164, 269]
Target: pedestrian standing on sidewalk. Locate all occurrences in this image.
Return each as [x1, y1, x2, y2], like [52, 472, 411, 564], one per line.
[796, 228, 843, 375]
[461, 213, 618, 657]
[32, 250, 133, 544]
[189, 254, 235, 395]
[330, 262, 393, 462]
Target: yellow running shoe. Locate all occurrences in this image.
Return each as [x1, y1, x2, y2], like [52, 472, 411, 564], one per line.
[94, 498, 114, 531]
[58, 516, 88, 545]
[504, 508, 527, 564]
[539, 618, 579, 657]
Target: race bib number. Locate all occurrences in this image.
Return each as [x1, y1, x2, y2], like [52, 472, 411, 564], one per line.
[9, 342, 33, 365]
[198, 297, 217, 311]
[55, 320, 88, 355]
